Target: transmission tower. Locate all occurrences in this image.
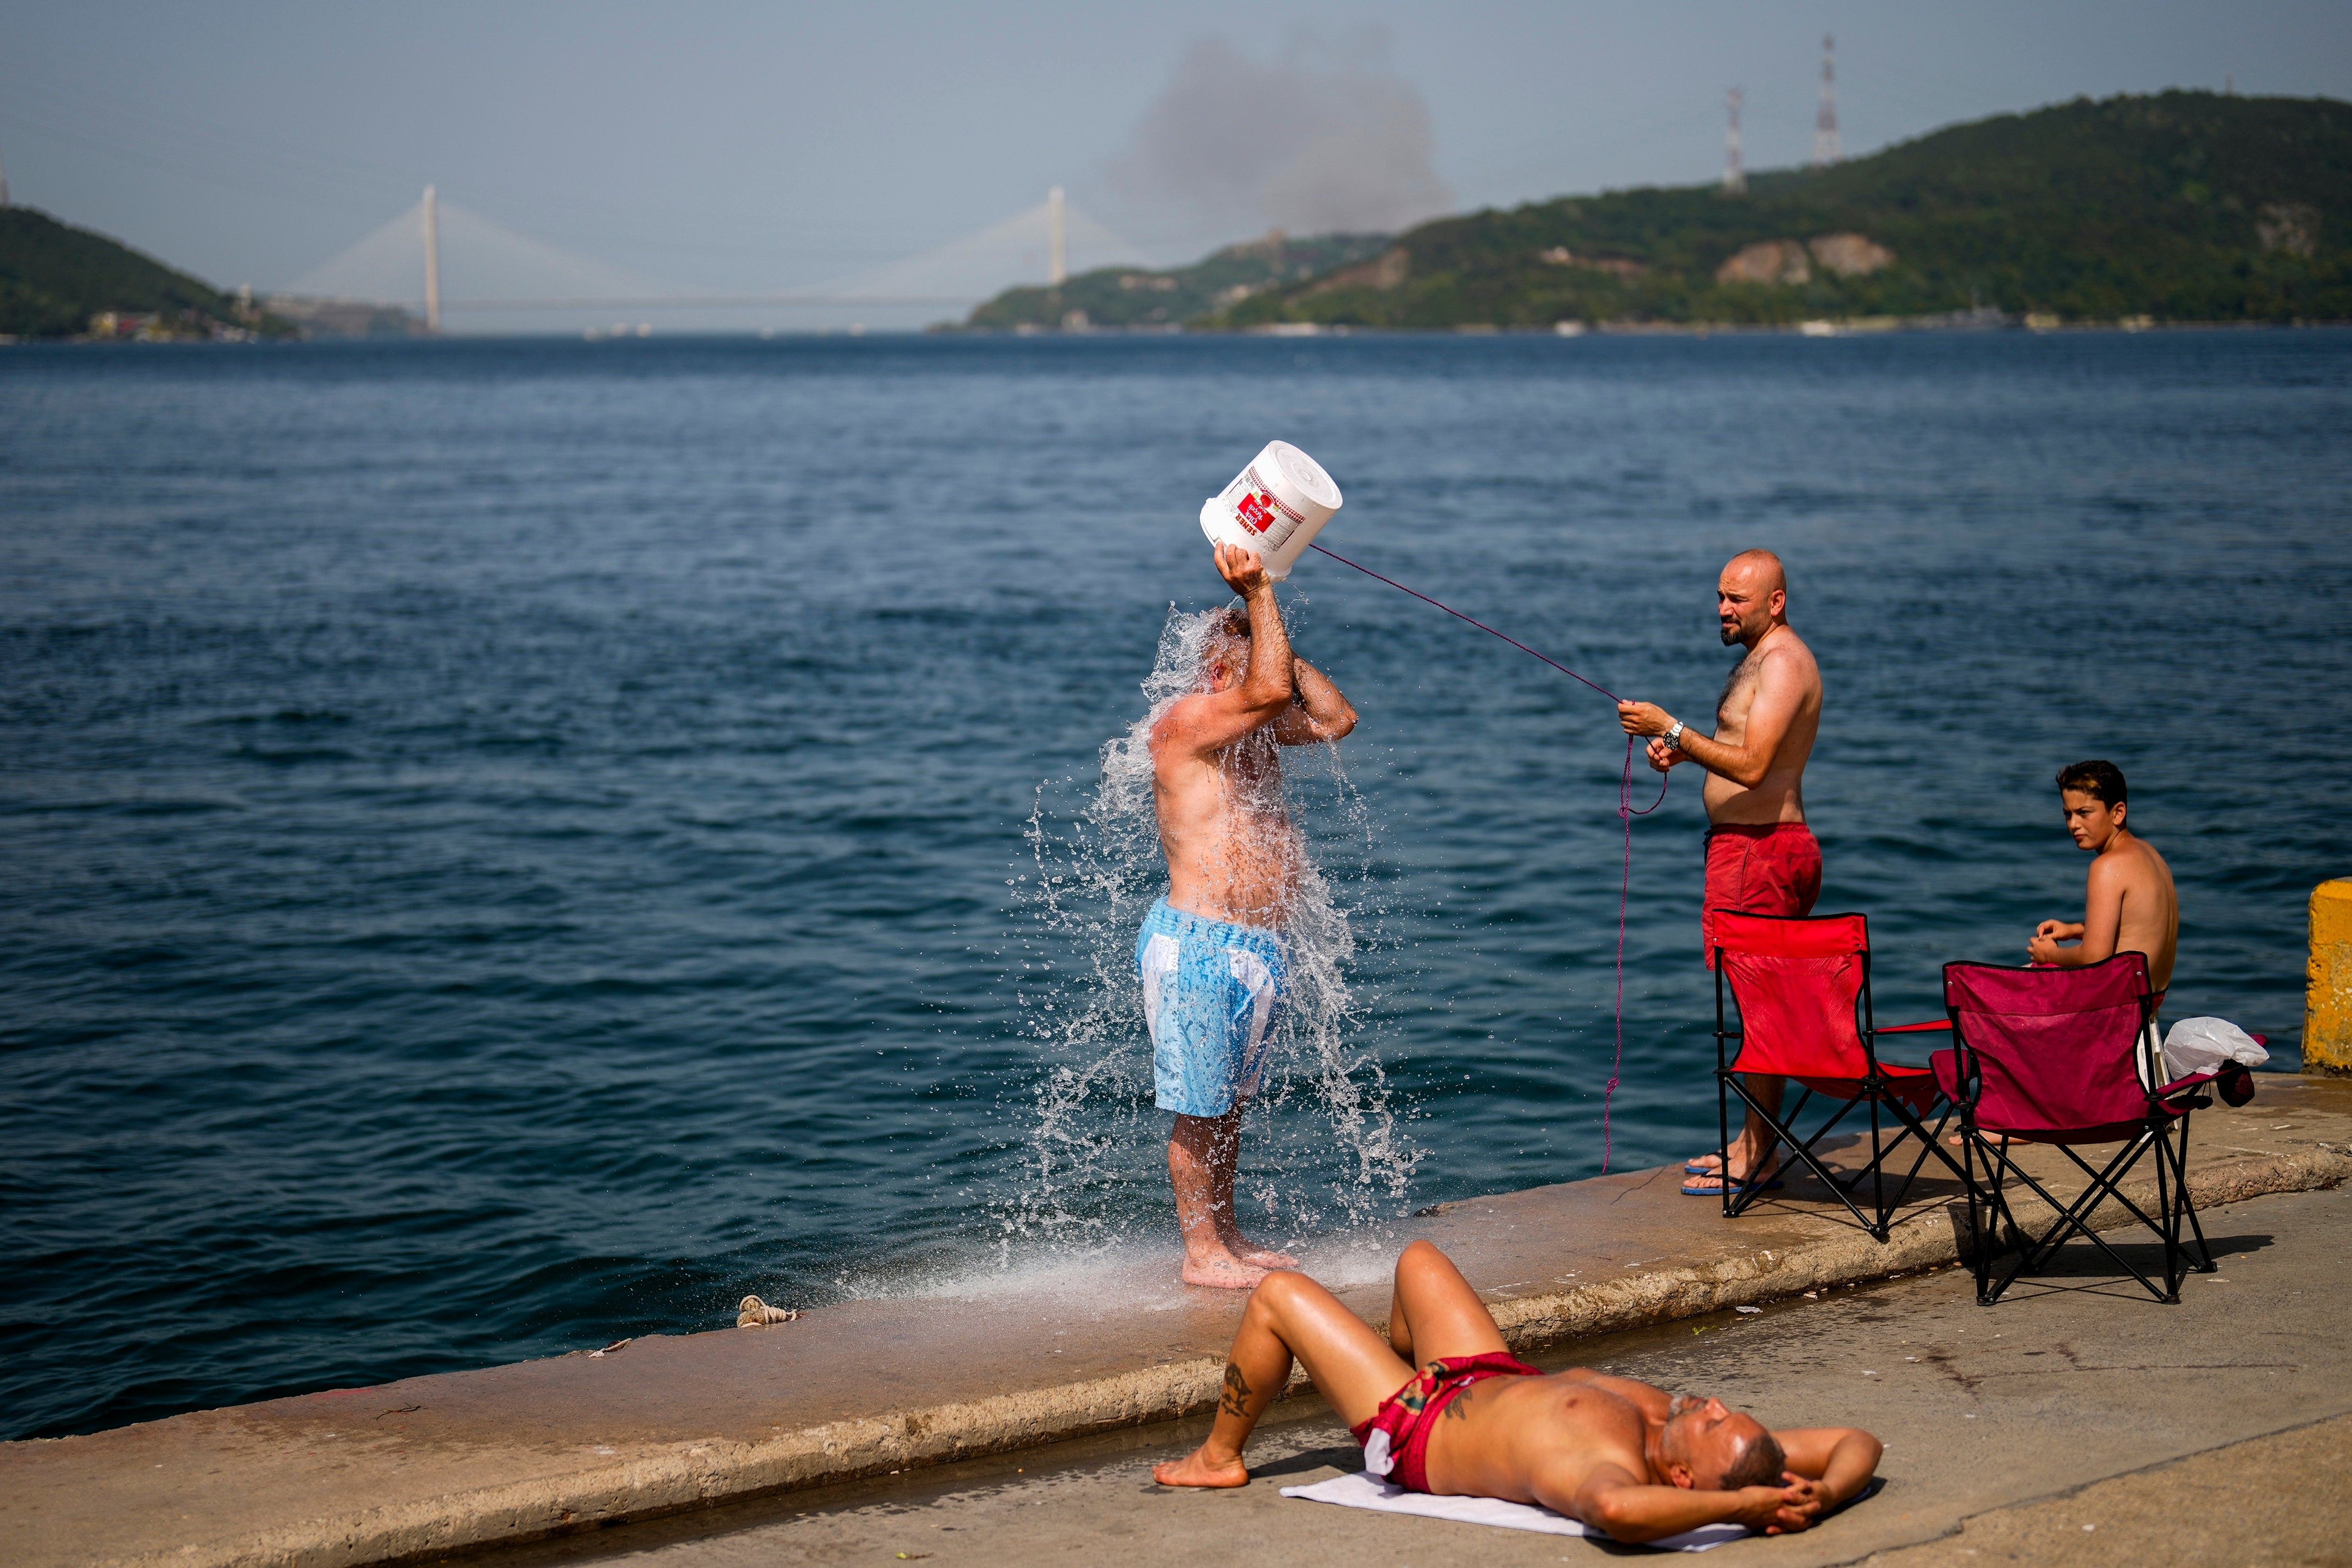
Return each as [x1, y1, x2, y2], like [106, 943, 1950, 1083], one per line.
[1812, 34, 1841, 168]
[1723, 88, 1745, 194]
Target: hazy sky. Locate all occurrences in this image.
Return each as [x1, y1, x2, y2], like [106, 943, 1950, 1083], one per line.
[3, 1, 2347, 327]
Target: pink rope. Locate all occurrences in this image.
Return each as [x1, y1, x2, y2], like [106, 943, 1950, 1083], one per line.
[1608, 734, 1669, 1171]
[1308, 542, 1666, 1172]
[1308, 543, 1623, 702]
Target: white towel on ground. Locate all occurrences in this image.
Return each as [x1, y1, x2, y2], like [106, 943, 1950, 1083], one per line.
[1279, 1470, 1748, 1551]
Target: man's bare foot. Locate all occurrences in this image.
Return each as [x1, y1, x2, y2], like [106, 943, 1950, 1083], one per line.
[1182, 1253, 1269, 1289]
[1687, 1151, 1776, 1180]
[1153, 1445, 1249, 1488]
[1234, 1245, 1299, 1269]
[1220, 1231, 1297, 1269]
[1682, 1155, 1781, 1195]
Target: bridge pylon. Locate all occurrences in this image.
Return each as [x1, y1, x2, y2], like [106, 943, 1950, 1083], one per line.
[421, 186, 442, 333]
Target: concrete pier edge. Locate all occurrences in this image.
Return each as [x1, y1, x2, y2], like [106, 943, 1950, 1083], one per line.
[10, 1087, 2347, 1568]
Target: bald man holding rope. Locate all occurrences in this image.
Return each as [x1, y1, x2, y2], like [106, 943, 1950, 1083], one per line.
[1617, 550, 1822, 1197]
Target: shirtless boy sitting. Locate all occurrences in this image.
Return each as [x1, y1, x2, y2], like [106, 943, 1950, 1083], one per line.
[1154, 1241, 1882, 1544]
[2027, 759, 2179, 1076]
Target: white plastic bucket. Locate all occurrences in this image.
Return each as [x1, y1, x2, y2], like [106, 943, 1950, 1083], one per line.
[1197, 440, 1343, 581]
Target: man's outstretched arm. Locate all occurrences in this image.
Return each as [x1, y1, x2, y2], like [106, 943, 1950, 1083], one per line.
[1272, 657, 1356, 744]
[2028, 859, 2127, 967]
[1550, 1462, 1822, 1543]
[1153, 544, 1298, 759]
[1769, 1427, 1883, 1515]
[1617, 648, 1805, 788]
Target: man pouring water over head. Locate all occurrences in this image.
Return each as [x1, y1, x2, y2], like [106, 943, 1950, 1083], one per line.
[1140, 537, 1358, 1288]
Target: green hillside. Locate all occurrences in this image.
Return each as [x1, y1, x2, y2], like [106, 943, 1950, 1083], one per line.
[0, 206, 293, 340]
[1203, 91, 2349, 329]
[960, 230, 1391, 331]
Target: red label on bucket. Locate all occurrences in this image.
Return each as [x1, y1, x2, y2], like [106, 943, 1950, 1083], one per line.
[1237, 488, 1279, 533]
[1231, 465, 1305, 538]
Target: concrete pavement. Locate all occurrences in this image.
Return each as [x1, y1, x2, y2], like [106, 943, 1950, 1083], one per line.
[1863, 1414, 2350, 1566]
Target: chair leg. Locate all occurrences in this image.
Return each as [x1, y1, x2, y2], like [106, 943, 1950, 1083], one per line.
[1975, 1136, 2042, 1305]
[1717, 1068, 1734, 1221]
[1968, 1131, 1992, 1303]
[2153, 1122, 2180, 1303]
[1725, 1079, 1881, 1231]
[2011, 1135, 2175, 1304]
[2049, 1138, 2175, 1251]
[1868, 1094, 1887, 1239]
[1923, 1101, 1973, 1187]
[1971, 1121, 2208, 1308]
[1983, 1136, 2137, 1301]
[1847, 1097, 1962, 1225]
[2172, 1110, 2216, 1274]
[1981, 1143, 2047, 1305]
[1962, 1125, 2008, 1304]
[2151, 1116, 2213, 1282]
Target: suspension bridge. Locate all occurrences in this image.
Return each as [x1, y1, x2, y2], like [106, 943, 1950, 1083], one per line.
[274, 185, 1132, 331]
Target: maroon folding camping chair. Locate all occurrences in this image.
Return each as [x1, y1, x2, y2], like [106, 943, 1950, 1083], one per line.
[1710, 910, 1969, 1239]
[1930, 953, 2246, 1305]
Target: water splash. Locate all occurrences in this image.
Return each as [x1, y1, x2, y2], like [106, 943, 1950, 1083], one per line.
[997, 603, 1420, 1268]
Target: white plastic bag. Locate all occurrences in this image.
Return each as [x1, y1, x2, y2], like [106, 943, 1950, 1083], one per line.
[2161, 1017, 2270, 1083]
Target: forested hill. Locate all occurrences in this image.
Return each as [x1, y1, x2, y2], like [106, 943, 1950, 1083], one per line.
[1200, 91, 2349, 330]
[961, 231, 1391, 332]
[0, 207, 291, 339]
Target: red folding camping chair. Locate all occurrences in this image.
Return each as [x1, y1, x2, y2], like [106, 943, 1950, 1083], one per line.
[1710, 910, 1969, 1239]
[1930, 953, 2239, 1305]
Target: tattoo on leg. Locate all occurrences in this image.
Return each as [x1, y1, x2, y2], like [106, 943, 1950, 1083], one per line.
[1218, 1363, 1252, 1417]
[1442, 1387, 1473, 1420]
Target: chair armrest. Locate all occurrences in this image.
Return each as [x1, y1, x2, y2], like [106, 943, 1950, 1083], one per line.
[1875, 1019, 1953, 1034]
[2154, 1070, 2220, 1099]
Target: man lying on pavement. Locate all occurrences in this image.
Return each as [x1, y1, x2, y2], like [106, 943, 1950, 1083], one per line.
[1154, 1240, 1882, 1544]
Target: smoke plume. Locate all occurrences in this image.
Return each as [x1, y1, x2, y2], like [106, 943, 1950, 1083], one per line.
[1104, 33, 1454, 250]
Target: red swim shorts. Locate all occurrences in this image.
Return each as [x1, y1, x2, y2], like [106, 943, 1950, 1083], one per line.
[1349, 1352, 1542, 1493]
[1702, 823, 1822, 968]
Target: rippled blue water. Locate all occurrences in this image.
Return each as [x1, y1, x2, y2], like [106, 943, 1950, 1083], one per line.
[4, 331, 2347, 1441]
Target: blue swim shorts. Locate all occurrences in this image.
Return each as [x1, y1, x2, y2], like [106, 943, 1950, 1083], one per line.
[1135, 897, 1290, 1118]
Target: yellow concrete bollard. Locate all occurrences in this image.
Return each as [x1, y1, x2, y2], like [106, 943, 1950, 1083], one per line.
[2309, 880, 2352, 1075]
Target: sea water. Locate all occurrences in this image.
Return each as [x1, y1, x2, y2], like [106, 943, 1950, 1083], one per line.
[3, 331, 2348, 1440]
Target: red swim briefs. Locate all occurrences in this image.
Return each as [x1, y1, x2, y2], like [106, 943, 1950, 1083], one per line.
[1349, 1352, 1543, 1493]
[1702, 822, 1822, 968]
